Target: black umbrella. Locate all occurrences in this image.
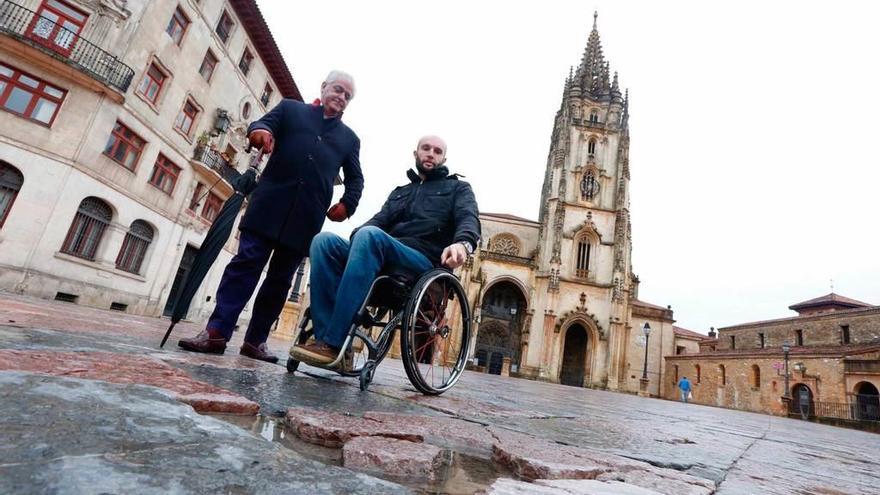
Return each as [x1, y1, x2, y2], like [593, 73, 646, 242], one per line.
[159, 150, 264, 348]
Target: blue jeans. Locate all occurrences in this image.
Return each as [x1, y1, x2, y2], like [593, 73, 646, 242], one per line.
[309, 226, 433, 349]
[680, 390, 689, 403]
[207, 230, 303, 344]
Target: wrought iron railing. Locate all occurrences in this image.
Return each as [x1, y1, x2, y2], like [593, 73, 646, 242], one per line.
[0, 0, 134, 92]
[789, 396, 880, 422]
[193, 145, 240, 185]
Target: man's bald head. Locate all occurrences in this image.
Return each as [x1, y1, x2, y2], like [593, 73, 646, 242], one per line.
[414, 135, 448, 175]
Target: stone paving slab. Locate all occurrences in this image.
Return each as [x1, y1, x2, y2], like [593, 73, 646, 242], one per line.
[480, 477, 664, 495]
[343, 436, 451, 482]
[0, 349, 259, 414]
[0, 371, 408, 495]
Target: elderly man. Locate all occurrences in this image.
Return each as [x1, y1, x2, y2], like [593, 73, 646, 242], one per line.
[178, 71, 364, 363]
[292, 135, 480, 365]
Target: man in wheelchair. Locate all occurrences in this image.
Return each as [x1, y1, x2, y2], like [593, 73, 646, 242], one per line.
[291, 135, 480, 365]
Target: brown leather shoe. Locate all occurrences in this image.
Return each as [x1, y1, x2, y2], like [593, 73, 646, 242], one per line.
[178, 330, 226, 355]
[240, 341, 279, 364]
[290, 341, 339, 365]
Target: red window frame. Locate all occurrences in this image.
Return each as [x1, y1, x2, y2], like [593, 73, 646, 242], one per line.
[238, 48, 254, 75]
[0, 63, 66, 126]
[148, 154, 181, 195]
[28, 0, 89, 57]
[199, 50, 217, 81]
[166, 6, 190, 46]
[201, 192, 222, 222]
[174, 98, 199, 136]
[188, 182, 204, 211]
[216, 10, 234, 43]
[137, 62, 167, 104]
[103, 121, 145, 170]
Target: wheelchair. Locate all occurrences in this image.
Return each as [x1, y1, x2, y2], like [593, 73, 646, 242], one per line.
[286, 268, 473, 395]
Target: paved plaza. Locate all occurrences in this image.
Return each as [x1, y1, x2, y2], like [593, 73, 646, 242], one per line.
[0, 292, 877, 494]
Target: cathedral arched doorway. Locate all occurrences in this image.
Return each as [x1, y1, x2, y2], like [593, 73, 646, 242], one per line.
[560, 324, 588, 387]
[475, 280, 526, 375]
[854, 382, 880, 421]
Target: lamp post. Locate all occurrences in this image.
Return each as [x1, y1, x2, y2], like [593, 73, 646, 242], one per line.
[782, 342, 791, 399]
[641, 322, 651, 380]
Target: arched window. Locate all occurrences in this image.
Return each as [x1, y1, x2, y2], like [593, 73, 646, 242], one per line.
[587, 138, 596, 155]
[242, 101, 251, 119]
[719, 364, 726, 386]
[589, 110, 599, 123]
[0, 161, 24, 229]
[695, 364, 701, 383]
[116, 220, 154, 274]
[61, 197, 112, 260]
[751, 365, 761, 388]
[575, 234, 591, 278]
[579, 171, 599, 201]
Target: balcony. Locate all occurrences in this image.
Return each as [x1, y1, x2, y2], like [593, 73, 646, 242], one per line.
[0, 0, 134, 92]
[193, 145, 241, 186]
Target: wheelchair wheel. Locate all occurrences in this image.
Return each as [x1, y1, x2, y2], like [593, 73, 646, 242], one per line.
[400, 269, 472, 395]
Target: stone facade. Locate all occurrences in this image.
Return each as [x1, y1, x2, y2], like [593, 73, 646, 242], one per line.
[663, 295, 880, 420]
[0, 0, 300, 325]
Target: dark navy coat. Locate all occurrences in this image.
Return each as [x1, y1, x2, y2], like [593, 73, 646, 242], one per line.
[355, 166, 480, 264]
[241, 100, 363, 253]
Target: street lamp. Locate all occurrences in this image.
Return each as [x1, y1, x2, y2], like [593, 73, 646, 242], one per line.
[782, 342, 791, 399]
[642, 322, 651, 380]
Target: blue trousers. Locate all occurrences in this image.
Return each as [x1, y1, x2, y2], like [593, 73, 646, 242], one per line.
[207, 230, 303, 344]
[309, 226, 433, 348]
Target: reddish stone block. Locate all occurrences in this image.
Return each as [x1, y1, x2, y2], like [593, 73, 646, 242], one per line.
[596, 470, 715, 495]
[285, 407, 423, 448]
[0, 350, 258, 415]
[342, 436, 450, 482]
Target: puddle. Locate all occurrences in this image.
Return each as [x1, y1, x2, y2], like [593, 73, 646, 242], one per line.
[212, 414, 510, 494]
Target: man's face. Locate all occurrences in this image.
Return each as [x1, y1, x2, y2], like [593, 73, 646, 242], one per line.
[413, 136, 447, 172]
[320, 79, 354, 116]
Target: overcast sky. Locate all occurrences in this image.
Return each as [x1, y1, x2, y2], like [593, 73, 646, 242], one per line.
[259, 1, 880, 334]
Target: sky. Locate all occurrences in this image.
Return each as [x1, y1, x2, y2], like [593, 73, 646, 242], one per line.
[258, 1, 880, 334]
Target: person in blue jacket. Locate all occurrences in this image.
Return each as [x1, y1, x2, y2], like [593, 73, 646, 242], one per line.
[178, 71, 363, 363]
[678, 376, 692, 403]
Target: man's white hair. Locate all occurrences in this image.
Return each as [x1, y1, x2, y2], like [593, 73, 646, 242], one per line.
[324, 70, 356, 98]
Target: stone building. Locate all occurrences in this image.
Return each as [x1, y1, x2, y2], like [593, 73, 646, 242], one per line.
[664, 293, 880, 422]
[0, 0, 300, 324]
[330, 14, 678, 395]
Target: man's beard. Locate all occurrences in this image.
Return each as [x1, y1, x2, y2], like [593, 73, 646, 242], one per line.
[414, 158, 443, 175]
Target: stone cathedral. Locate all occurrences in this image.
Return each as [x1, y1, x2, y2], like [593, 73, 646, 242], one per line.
[456, 14, 677, 395]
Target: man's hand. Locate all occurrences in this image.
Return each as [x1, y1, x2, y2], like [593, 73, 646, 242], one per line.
[248, 130, 274, 153]
[326, 202, 348, 222]
[440, 242, 468, 269]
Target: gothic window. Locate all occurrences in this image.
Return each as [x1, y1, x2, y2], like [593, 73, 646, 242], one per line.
[579, 171, 599, 201]
[589, 110, 599, 123]
[575, 235, 591, 278]
[587, 138, 596, 155]
[0, 161, 24, 229]
[489, 234, 520, 256]
[60, 197, 112, 261]
[115, 220, 154, 274]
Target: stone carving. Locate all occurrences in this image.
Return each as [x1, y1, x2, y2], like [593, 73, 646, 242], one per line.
[554, 309, 605, 339]
[548, 269, 560, 292]
[489, 234, 521, 256]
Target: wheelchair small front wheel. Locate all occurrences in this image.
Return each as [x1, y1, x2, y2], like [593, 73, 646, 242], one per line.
[400, 269, 472, 395]
[286, 357, 299, 373]
[286, 326, 313, 374]
[359, 360, 377, 391]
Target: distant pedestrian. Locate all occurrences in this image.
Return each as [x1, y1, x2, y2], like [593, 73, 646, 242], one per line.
[678, 376, 692, 403]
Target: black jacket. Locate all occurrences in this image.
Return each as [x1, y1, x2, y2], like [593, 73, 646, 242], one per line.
[240, 100, 363, 253]
[356, 166, 480, 264]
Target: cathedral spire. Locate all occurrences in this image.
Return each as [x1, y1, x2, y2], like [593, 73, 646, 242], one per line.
[576, 11, 607, 96]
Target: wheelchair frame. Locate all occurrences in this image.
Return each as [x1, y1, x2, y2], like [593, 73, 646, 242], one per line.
[286, 268, 472, 395]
